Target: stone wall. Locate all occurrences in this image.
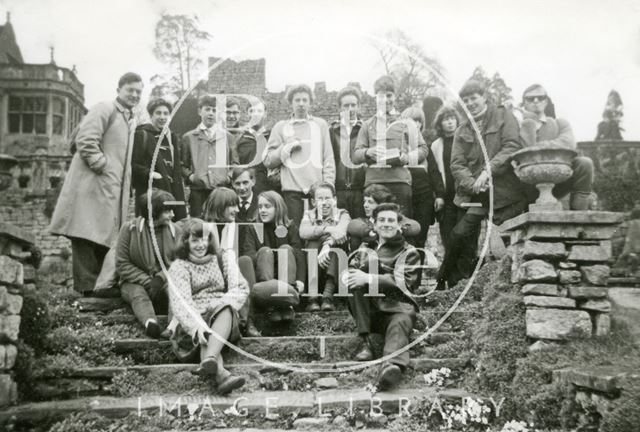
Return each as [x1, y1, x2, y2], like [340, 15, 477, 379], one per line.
[0, 223, 35, 407]
[501, 211, 623, 345]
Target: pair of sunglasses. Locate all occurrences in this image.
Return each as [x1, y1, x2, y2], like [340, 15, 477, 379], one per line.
[524, 95, 547, 103]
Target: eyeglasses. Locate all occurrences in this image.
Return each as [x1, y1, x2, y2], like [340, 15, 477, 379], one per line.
[524, 95, 547, 103]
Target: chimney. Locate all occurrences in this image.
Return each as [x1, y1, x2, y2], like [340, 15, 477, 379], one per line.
[6, 12, 10, 23]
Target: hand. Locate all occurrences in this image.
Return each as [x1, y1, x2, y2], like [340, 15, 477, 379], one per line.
[472, 170, 490, 194]
[318, 246, 331, 269]
[366, 146, 385, 162]
[295, 280, 305, 293]
[194, 328, 211, 346]
[434, 198, 445, 212]
[326, 226, 348, 245]
[347, 268, 370, 288]
[398, 153, 409, 166]
[152, 172, 162, 180]
[148, 274, 165, 298]
[282, 140, 302, 158]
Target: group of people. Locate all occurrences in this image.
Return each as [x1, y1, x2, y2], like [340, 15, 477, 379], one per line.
[49, 71, 594, 392]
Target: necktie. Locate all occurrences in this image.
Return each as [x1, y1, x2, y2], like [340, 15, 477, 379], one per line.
[242, 200, 249, 211]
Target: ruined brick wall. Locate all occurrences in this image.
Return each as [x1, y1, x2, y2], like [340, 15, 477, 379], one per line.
[207, 57, 378, 128]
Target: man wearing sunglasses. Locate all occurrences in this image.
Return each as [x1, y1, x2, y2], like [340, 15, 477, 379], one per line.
[520, 84, 594, 210]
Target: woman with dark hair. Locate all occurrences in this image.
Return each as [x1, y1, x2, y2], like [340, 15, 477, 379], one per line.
[430, 105, 463, 251]
[132, 98, 187, 220]
[242, 191, 306, 322]
[347, 183, 421, 251]
[201, 187, 261, 337]
[116, 189, 180, 338]
[168, 218, 248, 394]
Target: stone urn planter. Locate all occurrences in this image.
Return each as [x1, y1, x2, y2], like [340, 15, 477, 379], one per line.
[0, 154, 18, 191]
[511, 145, 577, 211]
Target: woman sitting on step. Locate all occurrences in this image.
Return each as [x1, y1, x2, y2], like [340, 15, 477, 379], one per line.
[115, 189, 179, 339]
[167, 217, 248, 395]
[242, 191, 306, 322]
[202, 187, 261, 337]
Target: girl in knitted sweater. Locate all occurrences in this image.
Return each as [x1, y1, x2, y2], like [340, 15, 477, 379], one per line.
[168, 218, 249, 395]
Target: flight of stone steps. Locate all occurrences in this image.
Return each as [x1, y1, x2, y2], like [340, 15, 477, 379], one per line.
[0, 287, 480, 429]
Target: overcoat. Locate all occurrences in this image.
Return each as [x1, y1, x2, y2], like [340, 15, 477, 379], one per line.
[50, 100, 135, 247]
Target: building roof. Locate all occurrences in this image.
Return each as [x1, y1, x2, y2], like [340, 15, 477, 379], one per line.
[0, 13, 24, 64]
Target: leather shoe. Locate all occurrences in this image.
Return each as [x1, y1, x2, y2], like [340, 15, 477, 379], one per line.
[354, 340, 374, 362]
[281, 306, 295, 321]
[321, 298, 335, 311]
[217, 375, 246, 395]
[377, 363, 402, 391]
[243, 321, 262, 337]
[306, 299, 320, 312]
[268, 308, 283, 322]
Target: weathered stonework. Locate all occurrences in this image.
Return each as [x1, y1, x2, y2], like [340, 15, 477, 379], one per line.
[501, 210, 623, 343]
[0, 223, 33, 407]
[517, 259, 557, 283]
[580, 265, 610, 286]
[567, 286, 608, 299]
[521, 283, 559, 296]
[522, 241, 567, 260]
[526, 308, 592, 340]
[558, 270, 581, 285]
[524, 295, 576, 308]
[568, 244, 612, 263]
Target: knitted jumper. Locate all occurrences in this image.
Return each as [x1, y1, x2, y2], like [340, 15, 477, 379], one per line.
[168, 251, 249, 338]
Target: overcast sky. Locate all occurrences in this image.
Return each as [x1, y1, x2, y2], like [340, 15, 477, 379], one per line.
[2, 0, 639, 140]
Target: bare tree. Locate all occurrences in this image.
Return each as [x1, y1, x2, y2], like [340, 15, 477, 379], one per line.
[372, 30, 445, 110]
[152, 14, 212, 98]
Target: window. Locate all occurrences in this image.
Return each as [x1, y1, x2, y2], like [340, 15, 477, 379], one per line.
[7, 96, 48, 134]
[52, 97, 65, 135]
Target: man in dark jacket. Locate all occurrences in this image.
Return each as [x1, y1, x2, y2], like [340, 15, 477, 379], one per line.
[437, 79, 527, 289]
[346, 203, 421, 391]
[132, 98, 187, 220]
[329, 86, 366, 219]
[116, 189, 180, 339]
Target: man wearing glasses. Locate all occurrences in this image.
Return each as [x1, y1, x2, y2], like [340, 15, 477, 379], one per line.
[520, 84, 594, 210]
[225, 98, 242, 137]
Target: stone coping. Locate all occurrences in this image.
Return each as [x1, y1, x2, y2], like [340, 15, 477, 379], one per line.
[500, 211, 624, 233]
[0, 222, 36, 246]
[553, 366, 640, 393]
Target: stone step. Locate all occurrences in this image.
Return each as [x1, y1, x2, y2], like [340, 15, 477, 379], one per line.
[37, 356, 467, 380]
[113, 332, 462, 365]
[79, 308, 468, 338]
[0, 386, 475, 425]
[553, 365, 640, 393]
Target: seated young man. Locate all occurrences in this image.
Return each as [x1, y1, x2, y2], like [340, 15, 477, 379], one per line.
[348, 183, 421, 252]
[299, 181, 351, 311]
[345, 203, 421, 391]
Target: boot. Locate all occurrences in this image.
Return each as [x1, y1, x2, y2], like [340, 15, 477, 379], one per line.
[570, 192, 593, 211]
